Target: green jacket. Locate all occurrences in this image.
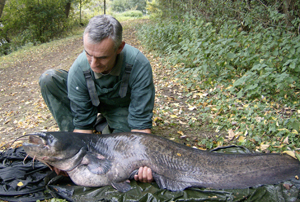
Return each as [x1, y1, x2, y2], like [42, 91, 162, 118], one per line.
[67, 44, 155, 130]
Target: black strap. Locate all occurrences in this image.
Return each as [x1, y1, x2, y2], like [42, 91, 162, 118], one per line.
[119, 64, 132, 98]
[83, 70, 100, 107]
[83, 64, 132, 106]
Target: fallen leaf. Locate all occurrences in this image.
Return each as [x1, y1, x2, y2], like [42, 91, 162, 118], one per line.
[283, 136, 289, 144]
[282, 151, 296, 159]
[188, 106, 197, 111]
[17, 182, 24, 187]
[153, 117, 163, 122]
[226, 129, 235, 140]
[177, 131, 184, 136]
[238, 136, 245, 142]
[260, 142, 270, 151]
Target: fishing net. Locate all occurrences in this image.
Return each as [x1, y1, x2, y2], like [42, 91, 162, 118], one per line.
[1, 146, 299, 202]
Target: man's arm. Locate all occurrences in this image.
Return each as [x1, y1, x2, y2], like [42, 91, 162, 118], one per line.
[131, 129, 151, 133]
[74, 129, 93, 134]
[131, 128, 153, 183]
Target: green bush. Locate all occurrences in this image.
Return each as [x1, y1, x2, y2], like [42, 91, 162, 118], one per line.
[137, 15, 300, 150]
[138, 15, 300, 102]
[122, 10, 143, 18]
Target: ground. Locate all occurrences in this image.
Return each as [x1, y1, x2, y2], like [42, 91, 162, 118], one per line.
[0, 20, 221, 149]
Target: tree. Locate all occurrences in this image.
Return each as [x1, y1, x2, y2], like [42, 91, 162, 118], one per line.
[0, 0, 6, 19]
[65, 0, 72, 18]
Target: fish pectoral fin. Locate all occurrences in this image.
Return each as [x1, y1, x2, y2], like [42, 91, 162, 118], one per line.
[111, 181, 132, 192]
[152, 172, 192, 192]
[83, 153, 111, 175]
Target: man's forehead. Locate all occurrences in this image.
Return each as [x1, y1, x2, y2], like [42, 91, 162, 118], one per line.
[83, 37, 115, 57]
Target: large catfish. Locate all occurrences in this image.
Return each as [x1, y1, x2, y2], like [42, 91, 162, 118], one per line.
[22, 132, 300, 192]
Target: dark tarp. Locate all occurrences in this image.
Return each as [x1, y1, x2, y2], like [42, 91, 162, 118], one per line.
[1, 146, 300, 202]
[0, 147, 54, 202]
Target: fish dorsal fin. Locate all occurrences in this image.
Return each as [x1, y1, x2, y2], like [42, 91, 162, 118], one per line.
[152, 172, 193, 191]
[81, 152, 111, 175]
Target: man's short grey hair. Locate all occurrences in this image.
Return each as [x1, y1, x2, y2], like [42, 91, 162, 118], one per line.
[84, 15, 123, 50]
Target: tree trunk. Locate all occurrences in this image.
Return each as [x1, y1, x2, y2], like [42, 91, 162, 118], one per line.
[104, 0, 106, 14]
[65, 1, 71, 18]
[0, 0, 6, 20]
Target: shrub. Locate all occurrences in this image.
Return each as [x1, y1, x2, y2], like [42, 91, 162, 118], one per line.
[122, 10, 143, 18]
[138, 15, 300, 102]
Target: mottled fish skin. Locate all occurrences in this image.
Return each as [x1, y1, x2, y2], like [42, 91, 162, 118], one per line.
[23, 132, 300, 192]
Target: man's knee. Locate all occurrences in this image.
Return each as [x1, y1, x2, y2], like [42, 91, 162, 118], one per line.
[39, 69, 57, 87]
[39, 69, 68, 88]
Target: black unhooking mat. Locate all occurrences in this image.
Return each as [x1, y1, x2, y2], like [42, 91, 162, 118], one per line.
[1, 146, 300, 202]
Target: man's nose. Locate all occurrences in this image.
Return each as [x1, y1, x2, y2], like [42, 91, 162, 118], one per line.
[90, 57, 99, 67]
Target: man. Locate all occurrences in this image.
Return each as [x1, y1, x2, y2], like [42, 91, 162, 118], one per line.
[39, 15, 155, 183]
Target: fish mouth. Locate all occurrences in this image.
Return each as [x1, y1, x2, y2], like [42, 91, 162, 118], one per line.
[29, 135, 46, 145]
[23, 132, 49, 150]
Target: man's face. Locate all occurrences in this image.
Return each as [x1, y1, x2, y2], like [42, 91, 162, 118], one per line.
[83, 34, 124, 74]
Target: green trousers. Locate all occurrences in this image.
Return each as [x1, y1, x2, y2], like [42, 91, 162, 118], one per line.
[39, 69, 131, 133]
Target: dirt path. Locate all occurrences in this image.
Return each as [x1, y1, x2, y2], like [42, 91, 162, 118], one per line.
[0, 35, 83, 143]
[0, 20, 217, 149]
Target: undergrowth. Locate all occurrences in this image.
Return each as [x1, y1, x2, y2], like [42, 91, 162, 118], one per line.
[137, 15, 300, 152]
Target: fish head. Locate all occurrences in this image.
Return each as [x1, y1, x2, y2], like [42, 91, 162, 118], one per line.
[23, 132, 87, 170]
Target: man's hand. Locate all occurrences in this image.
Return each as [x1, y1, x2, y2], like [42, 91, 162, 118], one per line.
[134, 166, 153, 183]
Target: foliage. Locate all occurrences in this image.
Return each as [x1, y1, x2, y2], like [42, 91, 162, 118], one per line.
[78, 0, 105, 20]
[137, 15, 300, 152]
[111, 11, 148, 22]
[150, 0, 300, 35]
[109, 0, 146, 13]
[145, 0, 161, 17]
[138, 15, 300, 101]
[0, 0, 79, 55]
[122, 10, 143, 18]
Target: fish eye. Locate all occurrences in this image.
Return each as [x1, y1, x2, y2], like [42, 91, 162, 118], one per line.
[47, 134, 55, 143]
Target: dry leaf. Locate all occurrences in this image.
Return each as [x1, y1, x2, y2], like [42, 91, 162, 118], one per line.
[260, 142, 270, 151]
[226, 129, 235, 140]
[282, 151, 296, 159]
[177, 131, 184, 136]
[238, 136, 245, 142]
[17, 182, 24, 187]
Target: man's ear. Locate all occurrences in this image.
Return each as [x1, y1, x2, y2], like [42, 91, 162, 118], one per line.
[116, 41, 125, 54]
